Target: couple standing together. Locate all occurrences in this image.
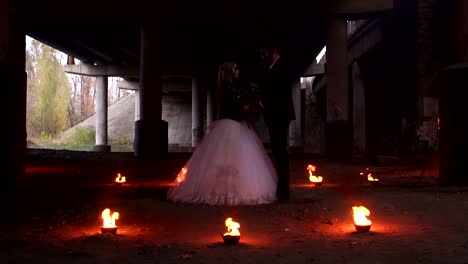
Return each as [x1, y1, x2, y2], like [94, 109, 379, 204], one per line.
[168, 43, 295, 205]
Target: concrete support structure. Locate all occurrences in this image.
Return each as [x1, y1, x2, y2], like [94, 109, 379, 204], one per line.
[288, 79, 302, 148]
[0, 5, 26, 192]
[456, 0, 468, 63]
[352, 61, 366, 153]
[117, 80, 140, 122]
[324, 19, 353, 160]
[134, 25, 168, 158]
[191, 78, 203, 146]
[330, 0, 393, 16]
[117, 80, 139, 90]
[92, 76, 110, 152]
[134, 90, 141, 121]
[415, 0, 439, 152]
[64, 64, 138, 77]
[438, 0, 468, 184]
[206, 89, 214, 132]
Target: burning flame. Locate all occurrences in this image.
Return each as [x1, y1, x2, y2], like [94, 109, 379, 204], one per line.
[360, 168, 379, 182]
[352, 206, 372, 226]
[223, 217, 240, 236]
[307, 164, 323, 183]
[437, 117, 440, 131]
[115, 173, 126, 183]
[101, 208, 119, 228]
[176, 167, 187, 183]
[367, 173, 379, 182]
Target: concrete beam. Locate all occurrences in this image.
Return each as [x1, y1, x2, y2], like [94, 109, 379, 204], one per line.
[329, 0, 393, 17]
[117, 80, 139, 90]
[303, 63, 325, 76]
[64, 64, 139, 77]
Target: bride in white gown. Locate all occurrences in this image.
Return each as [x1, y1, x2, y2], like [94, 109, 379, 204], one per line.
[167, 62, 277, 206]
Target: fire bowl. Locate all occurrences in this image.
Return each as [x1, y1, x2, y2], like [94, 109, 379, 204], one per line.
[369, 180, 379, 185]
[100, 227, 118, 234]
[354, 224, 371, 232]
[313, 182, 323, 187]
[222, 235, 240, 245]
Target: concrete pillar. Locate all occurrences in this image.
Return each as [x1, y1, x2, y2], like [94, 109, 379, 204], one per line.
[352, 61, 366, 153]
[0, 0, 8, 64]
[206, 89, 214, 132]
[415, 0, 439, 153]
[439, 65, 468, 185]
[304, 79, 321, 153]
[192, 78, 203, 146]
[93, 76, 110, 152]
[134, 90, 141, 121]
[438, 1, 468, 185]
[0, 5, 26, 192]
[134, 25, 168, 157]
[325, 19, 353, 160]
[288, 79, 302, 149]
[456, 0, 468, 62]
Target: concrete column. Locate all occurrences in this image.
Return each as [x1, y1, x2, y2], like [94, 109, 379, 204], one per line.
[134, 90, 141, 121]
[352, 61, 366, 153]
[192, 78, 203, 146]
[288, 79, 302, 149]
[438, 1, 468, 185]
[304, 78, 321, 153]
[0, 0, 8, 64]
[456, 0, 468, 62]
[0, 7, 26, 192]
[325, 19, 353, 160]
[206, 88, 214, 132]
[93, 76, 110, 152]
[134, 25, 168, 157]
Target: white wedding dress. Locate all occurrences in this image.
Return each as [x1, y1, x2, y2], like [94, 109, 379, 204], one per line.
[167, 118, 277, 206]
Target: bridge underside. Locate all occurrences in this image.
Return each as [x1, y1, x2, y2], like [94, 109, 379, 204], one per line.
[17, 0, 392, 78]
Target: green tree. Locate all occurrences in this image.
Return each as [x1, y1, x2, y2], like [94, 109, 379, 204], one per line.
[35, 44, 71, 136]
[26, 39, 41, 137]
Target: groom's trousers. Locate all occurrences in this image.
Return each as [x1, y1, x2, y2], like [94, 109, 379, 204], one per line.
[268, 120, 291, 200]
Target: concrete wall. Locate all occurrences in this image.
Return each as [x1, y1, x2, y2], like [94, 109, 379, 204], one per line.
[62, 92, 193, 151]
[163, 93, 192, 149]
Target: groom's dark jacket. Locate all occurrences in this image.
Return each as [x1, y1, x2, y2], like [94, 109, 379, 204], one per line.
[260, 57, 296, 127]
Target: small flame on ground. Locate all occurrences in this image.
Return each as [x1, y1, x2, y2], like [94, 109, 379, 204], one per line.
[101, 208, 119, 228]
[360, 168, 379, 182]
[224, 217, 240, 236]
[307, 164, 323, 183]
[176, 167, 188, 183]
[367, 173, 379, 182]
[352, 206, 372, 226]
[115, 173, 126, 183]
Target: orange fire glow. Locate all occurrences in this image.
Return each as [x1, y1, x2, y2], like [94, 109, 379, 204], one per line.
[307, 164, 323, 183]
[224, 217, 240, 236]
[101, 208, 119, 228]
[352, 206, 372, 226]
[115, 173, 126, 183]
[367, 173, 379, 182]
[176, 167, 187, 183]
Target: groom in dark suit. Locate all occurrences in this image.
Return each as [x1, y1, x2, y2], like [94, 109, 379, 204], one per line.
[259, 44, 295, 201]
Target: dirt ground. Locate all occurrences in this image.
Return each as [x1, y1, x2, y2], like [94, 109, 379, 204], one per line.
[1, 152, 468, 264]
